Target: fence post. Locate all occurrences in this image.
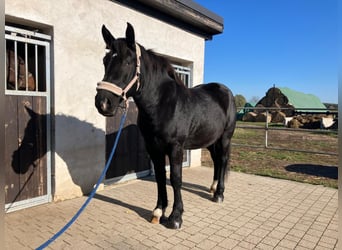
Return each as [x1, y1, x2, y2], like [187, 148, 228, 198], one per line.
[265, 109, 268, 148]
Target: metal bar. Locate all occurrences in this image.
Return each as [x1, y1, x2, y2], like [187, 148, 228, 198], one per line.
[5, 34, 49, 46]
[5, 195, 50, 213]
[5, 25, 51, 40]
[232, 143, 338, 156]
[25, 42, 28, 90]
[4, 39, 7, 87]
[14, 40, 17, 90]
[236, 125, 266, 130]
[236, 125, 338, 135]
[35, 44, 38, 91]
[44, 43, 52, 202]
[5, 90, 47, 97]
[238, 106, 337, 111]
[171, 64, 191, 72]
[265, 110, 269, 148]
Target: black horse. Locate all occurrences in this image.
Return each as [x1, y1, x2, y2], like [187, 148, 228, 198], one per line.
[95, 23, 236, 229]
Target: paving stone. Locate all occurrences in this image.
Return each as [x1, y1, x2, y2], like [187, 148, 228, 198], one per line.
[196, 239, 217, 249]
[218, 237, 239, 249]
[260, 236, 281, 248]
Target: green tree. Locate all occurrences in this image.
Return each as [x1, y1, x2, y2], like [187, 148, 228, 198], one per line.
[234, 94, 247, 111]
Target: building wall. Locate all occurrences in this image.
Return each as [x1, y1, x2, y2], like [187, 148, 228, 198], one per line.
[5, 0, 204, 201]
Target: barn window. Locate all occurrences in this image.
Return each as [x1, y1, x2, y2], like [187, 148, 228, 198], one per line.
[173, 64, 192, 88]
[5, 25, 51, 93]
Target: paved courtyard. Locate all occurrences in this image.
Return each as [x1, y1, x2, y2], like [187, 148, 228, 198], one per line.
[5, 166, 338, 249]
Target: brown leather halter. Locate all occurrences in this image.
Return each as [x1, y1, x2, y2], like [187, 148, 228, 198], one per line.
[96, 43, 141, 109]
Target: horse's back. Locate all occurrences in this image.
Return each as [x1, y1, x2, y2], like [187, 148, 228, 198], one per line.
[191, 82, 235, 119]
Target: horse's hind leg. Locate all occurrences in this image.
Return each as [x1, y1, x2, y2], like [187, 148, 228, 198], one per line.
[207, 144, 219, 194]
[167, 143, 184, 229]
[208, 133, 232, 203]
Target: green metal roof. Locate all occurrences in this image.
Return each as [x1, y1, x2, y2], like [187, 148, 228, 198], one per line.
[278, 87, 326, 112]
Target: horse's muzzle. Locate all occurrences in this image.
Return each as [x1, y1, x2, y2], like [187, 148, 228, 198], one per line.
[95, 90, 121, 116]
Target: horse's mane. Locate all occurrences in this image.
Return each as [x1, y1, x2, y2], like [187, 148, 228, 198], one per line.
[144, 48, 186, 88]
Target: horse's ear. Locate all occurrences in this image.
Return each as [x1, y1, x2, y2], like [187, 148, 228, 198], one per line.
[125, 22, 135, 50]
[25, 106, 37, 118]
[102, 25, 115, 49]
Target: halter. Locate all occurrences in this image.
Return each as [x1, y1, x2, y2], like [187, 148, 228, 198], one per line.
[96, 43, 141, 109]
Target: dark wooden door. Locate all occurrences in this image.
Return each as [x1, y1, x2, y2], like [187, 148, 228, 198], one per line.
[5, 95, 47, 204]
[105, 102, 151, 179]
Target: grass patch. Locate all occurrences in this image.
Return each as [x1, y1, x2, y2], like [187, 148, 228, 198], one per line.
[202, 126, 338, 189]
[229, 147, 337, 189]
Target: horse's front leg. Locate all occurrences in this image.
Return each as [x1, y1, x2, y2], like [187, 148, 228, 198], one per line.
[167, 144, 184, 229]
[150, 153, 168, 224]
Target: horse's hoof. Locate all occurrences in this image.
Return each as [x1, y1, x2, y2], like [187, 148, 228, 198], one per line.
[213, 195, 224, 203]
[166, 220, 182, 229]
[151, 216, 160, 224]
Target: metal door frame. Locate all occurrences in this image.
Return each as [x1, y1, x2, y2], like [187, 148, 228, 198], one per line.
[4, 25, 51, 212]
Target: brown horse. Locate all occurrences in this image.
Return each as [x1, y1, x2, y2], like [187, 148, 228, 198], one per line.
[6, 49, 35, 91]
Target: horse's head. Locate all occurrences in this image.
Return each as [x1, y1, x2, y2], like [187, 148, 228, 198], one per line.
[95, 23, 141, 116]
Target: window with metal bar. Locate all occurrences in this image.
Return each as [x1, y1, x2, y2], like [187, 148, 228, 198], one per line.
[5, 25, 50, 93]
[172, 64, 192, 88]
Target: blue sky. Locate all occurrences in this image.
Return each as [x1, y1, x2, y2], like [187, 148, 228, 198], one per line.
[195, 0, 338, 104]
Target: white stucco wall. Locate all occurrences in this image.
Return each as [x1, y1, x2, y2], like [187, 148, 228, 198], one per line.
[5, 0, 204, 201]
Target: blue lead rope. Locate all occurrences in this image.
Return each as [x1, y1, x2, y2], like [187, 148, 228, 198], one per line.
[36, 111, 128, 250]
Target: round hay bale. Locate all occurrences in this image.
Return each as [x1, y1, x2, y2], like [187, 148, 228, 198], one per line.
[287, 118, 302, 128]
[271, 111, 286, 123]
[295, 115, 305, 124]
[254, 104, 265, 114]
[242, 112, 257, 122]
[255, 112, 272, 123]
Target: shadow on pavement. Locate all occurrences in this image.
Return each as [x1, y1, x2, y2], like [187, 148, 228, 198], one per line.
[285, 164, 338, 179]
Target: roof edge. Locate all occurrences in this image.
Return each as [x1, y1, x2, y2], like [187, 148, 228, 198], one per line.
[113, 0, 224, 39]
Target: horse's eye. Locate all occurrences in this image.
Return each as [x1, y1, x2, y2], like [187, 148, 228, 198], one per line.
[112, 53, 118, 58]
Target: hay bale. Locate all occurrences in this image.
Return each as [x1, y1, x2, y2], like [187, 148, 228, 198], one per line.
[255, 112, 272, 123]
[254, 104, 265, 114]
[256, 87, 295, 116]
[287, 118, 302, 128]
[271, 111, 286, 123]
[257, 87, 285, 107]
[242, 112, 257, 122]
